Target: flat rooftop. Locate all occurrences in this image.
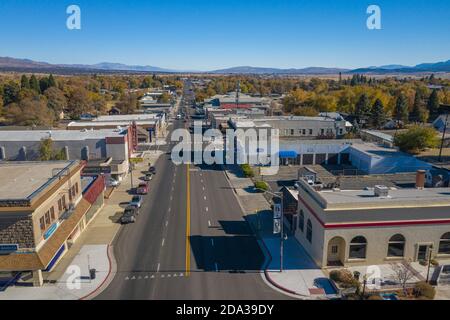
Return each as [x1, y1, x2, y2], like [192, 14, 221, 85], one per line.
[67, 120, 156, 128]
[0, 161, 76, 201]
[0, 129, 125, 141]
[318, 187, 450, 209]
[95, 114, 161, 122]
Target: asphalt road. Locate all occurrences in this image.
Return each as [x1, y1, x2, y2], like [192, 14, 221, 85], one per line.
[97, 95, 288, 300]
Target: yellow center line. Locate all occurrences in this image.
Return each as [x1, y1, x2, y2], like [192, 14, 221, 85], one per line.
[185, 163, 191, 277]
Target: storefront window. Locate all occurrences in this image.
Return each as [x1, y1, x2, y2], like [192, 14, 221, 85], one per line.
[387, 234, 405, 257]
[439, 232, 450, 255]
[349, 236, 367, 259]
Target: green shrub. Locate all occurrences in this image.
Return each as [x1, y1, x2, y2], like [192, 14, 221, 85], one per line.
[414, 281, 436, 299]
[240, 164, 254, 178]
[254, 181, 269, 192]
[393, 126, 439, 153]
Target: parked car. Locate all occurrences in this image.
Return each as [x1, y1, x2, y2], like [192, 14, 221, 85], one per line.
[136, 182, 149, 195]
[148, 166, 156, 174]
[120, 206, 138, 224]
[143, 173, 153, 181]
[106, 178, 120, 187]
[129, 195, 143, 208]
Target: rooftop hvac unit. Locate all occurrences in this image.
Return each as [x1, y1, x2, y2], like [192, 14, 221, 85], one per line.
[374, 185, 389, 197]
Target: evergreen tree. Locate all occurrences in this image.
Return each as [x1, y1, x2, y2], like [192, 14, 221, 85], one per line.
[39, 77, 49, 93]
[371, 98, 386, 128]
[354, 93, 371, 126]
[48, 74, 57, 88]
[394, 93, 409, 125]
[410, 91, 428, 123]
[427, 89, 440, 117]
[20, 75, 30, 89]
[29, 74, 40, 93]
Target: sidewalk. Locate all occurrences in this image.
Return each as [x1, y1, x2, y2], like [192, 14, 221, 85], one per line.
[0, 150, 163, 300]
[224, 165, 334, 299]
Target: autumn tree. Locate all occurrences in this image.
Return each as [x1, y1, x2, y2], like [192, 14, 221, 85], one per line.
[116, 93, 138, 114]
[393, 126, 439, 153]
[67, 87, 92, 118]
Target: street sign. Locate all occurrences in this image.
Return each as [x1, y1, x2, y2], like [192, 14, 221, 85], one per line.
[273, 219, 281, 234]
[273, 203, 282, 219]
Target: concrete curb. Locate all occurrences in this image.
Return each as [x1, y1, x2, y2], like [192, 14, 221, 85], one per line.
[78, 245, 116, 300]
[222, 166, 306, 299]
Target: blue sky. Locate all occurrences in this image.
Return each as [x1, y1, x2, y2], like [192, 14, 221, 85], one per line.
[0, 0, 449, 70]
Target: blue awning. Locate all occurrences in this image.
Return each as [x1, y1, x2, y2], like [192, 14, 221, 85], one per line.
[278, 150, 298, 158]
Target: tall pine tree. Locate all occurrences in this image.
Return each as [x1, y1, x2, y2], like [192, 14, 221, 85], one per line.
[29, 74, 40, 93]
[410, 91, 428, 123]
[20, 75, 30, 89]
[394, 93, 409, 125]
[427, 89, 440, 118]
[370, 98, 386, 129]
[354, 93, 371, 126]
[48, 74, 57, 88]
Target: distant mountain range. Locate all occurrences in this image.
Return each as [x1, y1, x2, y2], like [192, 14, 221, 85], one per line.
[0, 56, 449, 75]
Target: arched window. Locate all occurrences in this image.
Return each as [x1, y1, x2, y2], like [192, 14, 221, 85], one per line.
[438, 232, 450, 255]
[306, 220, 312, 243]
[349, 236, 367, 259]
[299, 210, 304, 232]
[387, 234, 405, 257]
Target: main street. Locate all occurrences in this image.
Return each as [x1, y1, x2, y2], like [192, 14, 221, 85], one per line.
[97, 113, 288, 299]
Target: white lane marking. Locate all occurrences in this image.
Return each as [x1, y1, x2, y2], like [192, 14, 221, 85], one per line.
[161, 238, 165, 247]
[204, 196, 207, 200]
[215, 263, 219, 272]
[205, 207, 208, 212]
[157, 263, 160, 272]
[131, 276, 136, 280]
[211, 239, 214, 247]
[201, 179, 204, 183]
[144, 275, 149, 279]
[165, 220, 169, 227]
[202, 186, 205, 191]
[208, 220, 211, 227]
[125, 276, 129, 280]
[168, 207, 171, 212]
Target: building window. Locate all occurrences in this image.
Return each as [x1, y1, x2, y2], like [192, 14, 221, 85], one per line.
[45, 211, 51, 225]
[299, 210, 304, 232]
[62, 195, 66, 208]
[290, 129, 294, 136]
[58, 198, 63, 212]
[40, 217, 45, 232]
[438, 232, 450, 255]
[309, 129, 313, 135]
[349, 236, 367, 259]
[302, 129, 306, 135]
[320, 129, 324, 135]
[50, 207, 55, 221]
[331, 245, 338, 254]
[306, 219, 312, 243]
[387, 234, 406, 257]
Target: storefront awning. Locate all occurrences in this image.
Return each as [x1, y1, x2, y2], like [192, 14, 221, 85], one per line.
[278, 151, 298, 159]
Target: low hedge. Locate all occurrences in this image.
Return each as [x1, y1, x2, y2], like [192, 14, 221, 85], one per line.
[414, 281, 436, 299]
